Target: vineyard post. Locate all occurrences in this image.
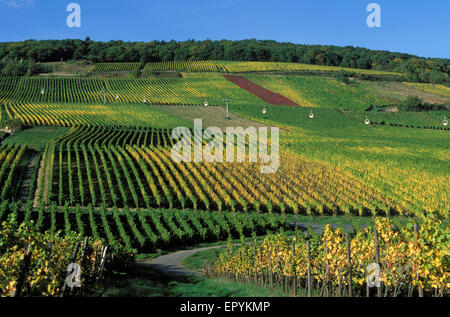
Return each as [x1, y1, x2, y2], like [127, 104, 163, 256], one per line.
[268, 248, 274, 290]
[321, 236, 330, 297]
[246, 247, 251, 284]
[414, 223, 424, 297]
[276, 245, 283, 292]
[80, 237, 88, 268]
[373, 224, 382, 297]
[254, 241, 257, 285]
[337, 269, 342, 297]
[101, 89, 108, 105]
[346, 233, 352, 297]
[307, 240, 312, 297]
[292, 239, 297, 296]
[97, 245, 108, 280]
[239, 249, 243, 283]
[77, 237, 89, 296]
[223, 98, 231, 120]
[260, 245, 264, 287]
[14, 243, 33, 297]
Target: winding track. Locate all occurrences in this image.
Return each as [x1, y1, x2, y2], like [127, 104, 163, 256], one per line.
[139, 245, 225, 276]
[139, 222, 361, 277]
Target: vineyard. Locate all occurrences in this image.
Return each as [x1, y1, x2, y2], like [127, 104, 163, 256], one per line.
[245, 74, 395, 110]
[0, 201, 289, 253]
[1, 74, 447, 114]
[92, 62, 142, 73]
[344, 111, 450, 130]
[225, 104, 449, 219]
[403, 82, 450, 99]
[29, 126, 448, 218]
[208, 216, 448, 297]
[0, 59, 448, 298]
[5, 103, 189, 127]
[143, 61, 220, 73]
[0, 144, 27, 201]
[0, 74, 264, 107]
[142, 60, 402, 76]
[223, 75, 300, 106]
[0, 218, 106, 297]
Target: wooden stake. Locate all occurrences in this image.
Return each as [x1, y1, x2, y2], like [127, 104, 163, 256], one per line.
[414, 223, 424, 297]
[254, 241, 257, 285]
[260, 246, 264, 287]
[373, 224, 382, 297]
[292, 240, 297, 296]
[268, 248, 274, 290]
[346, 233, 352, 297]
[321, 237, 329, 297]
[307, 240, 312, 297]
[97, 245, 108, 280]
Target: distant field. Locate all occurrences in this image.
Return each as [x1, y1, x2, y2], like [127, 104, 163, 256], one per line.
[5, 103, 191, 128]
[144, 60, 402, 76]
[92, 63, 143, 73]
[144, 61, 219, 73]
[246, 75, 392, 110]
[0, 74, 264, 107]
[403, 82, 450, 99]
[360, 81, 450, 104]
[41, 61, 93, 76]
[0, 76, 107, 104]
[5, 74, 447, 112]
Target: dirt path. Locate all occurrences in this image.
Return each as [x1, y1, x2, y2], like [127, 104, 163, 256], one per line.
[137, 245, 225, 277]
[18, 151, 39, 202]
[33, 154, 47, 207]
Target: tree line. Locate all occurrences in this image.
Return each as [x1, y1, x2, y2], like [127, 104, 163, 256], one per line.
[0, 38, 448, 83]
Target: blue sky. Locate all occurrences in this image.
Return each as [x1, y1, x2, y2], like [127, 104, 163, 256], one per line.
[0, 0, 449, 58]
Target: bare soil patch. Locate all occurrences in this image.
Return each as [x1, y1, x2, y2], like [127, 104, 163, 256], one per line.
[223, 75, 300, 106]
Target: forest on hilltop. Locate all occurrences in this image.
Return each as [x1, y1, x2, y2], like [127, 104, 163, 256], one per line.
[0, 38, 449, 84]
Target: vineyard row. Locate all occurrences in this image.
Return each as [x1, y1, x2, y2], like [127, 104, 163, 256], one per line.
[34, 141, 445, 216]
[0, 201, 290, 253]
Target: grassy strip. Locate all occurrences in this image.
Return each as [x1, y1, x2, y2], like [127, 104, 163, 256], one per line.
[3, 127, 69, 151]
[94, 266, 288, 297]
[182, 248, 227, 271]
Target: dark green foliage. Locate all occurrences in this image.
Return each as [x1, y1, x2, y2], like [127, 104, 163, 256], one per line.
[399, 96, 448, 111]
[0, 58, 51, 76]
[334, 70, 350, 84]
[1, 118, 24, 131]
[0, 39, 448, 83]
